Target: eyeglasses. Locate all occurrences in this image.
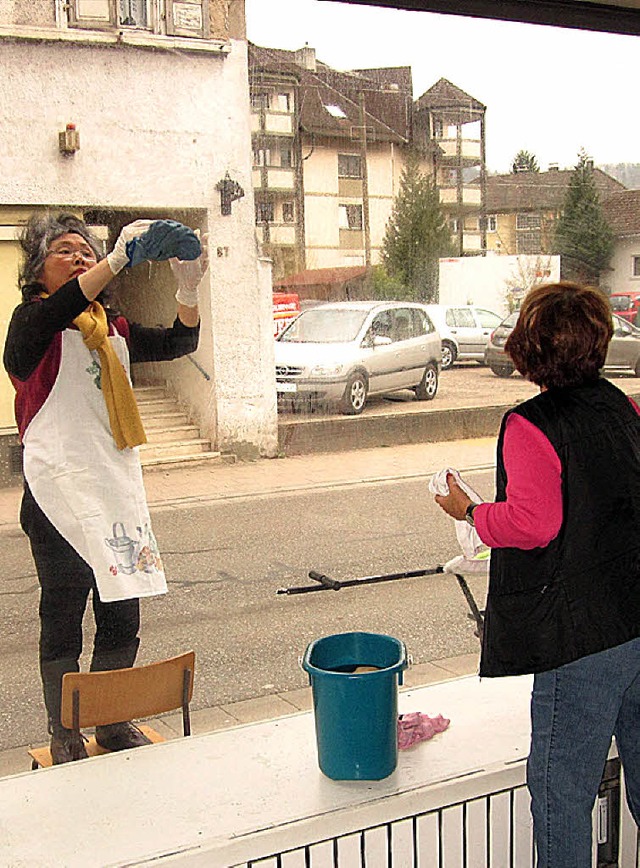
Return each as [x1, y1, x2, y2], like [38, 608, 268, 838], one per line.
[46, 246, 98, 263]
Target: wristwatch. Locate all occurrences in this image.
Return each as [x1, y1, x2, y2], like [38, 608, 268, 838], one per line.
[465, 503, 477, 527]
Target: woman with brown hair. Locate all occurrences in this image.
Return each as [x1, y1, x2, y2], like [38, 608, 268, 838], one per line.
[435, 281, 640, 865]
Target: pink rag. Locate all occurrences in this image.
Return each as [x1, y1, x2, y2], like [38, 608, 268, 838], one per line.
[397, 712, 450, 750]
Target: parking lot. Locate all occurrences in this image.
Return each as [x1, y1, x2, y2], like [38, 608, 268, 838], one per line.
[278, 362, 640, 420]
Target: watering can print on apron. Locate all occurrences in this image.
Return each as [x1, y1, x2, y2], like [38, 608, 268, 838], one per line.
[105, 522, 151, 575]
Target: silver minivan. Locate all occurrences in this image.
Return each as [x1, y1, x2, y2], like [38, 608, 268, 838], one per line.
[425, 304, 504, 369]
[274, 301, 441, 414]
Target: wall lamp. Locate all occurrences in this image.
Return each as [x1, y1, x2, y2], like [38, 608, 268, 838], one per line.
[215, 172, 244, 216]
[59, 123, 80, 155]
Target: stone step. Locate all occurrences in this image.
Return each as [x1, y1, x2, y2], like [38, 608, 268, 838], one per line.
[139, 439, 212, 460]
[143, 412, 191, 430]
[141, 451, 223, 471]
[134, 386, 168, 401]
[145, 426, 202, 444]
[137, 398, 185, 415]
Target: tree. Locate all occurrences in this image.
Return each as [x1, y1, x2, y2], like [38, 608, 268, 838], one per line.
[511, 150, 540, 173]
[381, 151, 452, 302]
[551, 150, 614, 284]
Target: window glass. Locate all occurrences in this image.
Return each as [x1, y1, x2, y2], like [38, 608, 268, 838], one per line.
[338, 154, 363, 179]
[445, 309, 456, 328]
[120, 0, 148, 27]
[452, 309, 475, 328]
[610, 295, 631, 311]
[516, 214, 542, 230]
[476, 310, 502, 328]
[391, 309, 412, 342]
[338, 204, 363, 230]
[282, 202, 295, 223]
[279, 307, 369, 343]
[633, 257, 640, 277]
[255, 201, 274, 223]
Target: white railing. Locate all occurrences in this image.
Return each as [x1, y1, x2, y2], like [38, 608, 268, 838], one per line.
[438, 139, 482, 161]
[440, 187, 482, 206]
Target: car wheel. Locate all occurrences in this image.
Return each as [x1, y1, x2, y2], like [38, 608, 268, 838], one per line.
[414, 362, 438, 401]
[489, 363, 515, 378]
[340, 371, 368, 415]
[441, 341, 456, 370]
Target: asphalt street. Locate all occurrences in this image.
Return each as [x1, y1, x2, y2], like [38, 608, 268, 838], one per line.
[0, 468, 495, 752]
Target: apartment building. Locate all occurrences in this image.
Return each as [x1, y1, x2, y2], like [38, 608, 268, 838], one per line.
[248, 44, 487, 284]
[483, 166, 625, 256]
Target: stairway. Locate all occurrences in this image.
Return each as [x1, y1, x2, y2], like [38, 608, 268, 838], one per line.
[134, 385, 223, 471]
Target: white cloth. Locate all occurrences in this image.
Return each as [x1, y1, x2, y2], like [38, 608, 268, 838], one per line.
[429, 467, 490, 573]
[23, 329, 167, 602]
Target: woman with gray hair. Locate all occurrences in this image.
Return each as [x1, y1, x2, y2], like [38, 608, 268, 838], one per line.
[3, 212, 207, 763]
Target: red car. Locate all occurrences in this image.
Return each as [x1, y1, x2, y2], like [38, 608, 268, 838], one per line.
[609, 291, 640, 324]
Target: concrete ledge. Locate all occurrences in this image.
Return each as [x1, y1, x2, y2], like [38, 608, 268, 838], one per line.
[278, 404, 509, 456]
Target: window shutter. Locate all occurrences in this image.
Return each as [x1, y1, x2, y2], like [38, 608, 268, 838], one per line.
[165, 0, 209, 38]
[68, 0, 117, 29]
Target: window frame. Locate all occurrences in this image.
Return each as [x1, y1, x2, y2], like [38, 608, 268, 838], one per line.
[67, 0, 117, 31]
[255, 201, 275, 225]
[516, 213, 542, 230]
[338, 154, 363, 180]
[339, 203, 364, 231]
[67, 0, 210, 39]
[632, 255, 640, 278]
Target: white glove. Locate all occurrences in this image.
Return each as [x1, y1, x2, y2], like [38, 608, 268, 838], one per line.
[429, 467, 486, 559]
[106, 220, 155, 275]
[170, 232, 209, 308]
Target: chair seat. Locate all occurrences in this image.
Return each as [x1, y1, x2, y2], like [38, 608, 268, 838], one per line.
[29, 724, 164, 769]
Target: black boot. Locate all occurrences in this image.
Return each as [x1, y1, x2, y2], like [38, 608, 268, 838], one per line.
[95, 721, 152, 751]
[41, 658, 88, 763]
[50, 729, 89, 764]
[90, 640, 150, 752]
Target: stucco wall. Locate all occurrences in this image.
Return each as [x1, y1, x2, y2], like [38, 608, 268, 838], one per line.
[0, 33, 277, 455]
[608, 236, 640, 295]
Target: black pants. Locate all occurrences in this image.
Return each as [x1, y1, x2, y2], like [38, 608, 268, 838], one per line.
[21, 484, 140, 665]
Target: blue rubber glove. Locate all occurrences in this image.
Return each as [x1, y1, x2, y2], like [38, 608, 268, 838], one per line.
[126, 220, 202, 268]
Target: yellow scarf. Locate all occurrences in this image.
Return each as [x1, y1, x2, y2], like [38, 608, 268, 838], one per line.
[73, 302, 147, 450]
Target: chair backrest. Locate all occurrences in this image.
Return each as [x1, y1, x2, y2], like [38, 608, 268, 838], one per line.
[60, 651, 195, 731]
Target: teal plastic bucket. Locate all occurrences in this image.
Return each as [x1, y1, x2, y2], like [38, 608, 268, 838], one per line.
[302, 631, 407, 780]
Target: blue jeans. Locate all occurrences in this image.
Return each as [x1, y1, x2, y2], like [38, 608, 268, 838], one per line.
[528, 638, 640, 867]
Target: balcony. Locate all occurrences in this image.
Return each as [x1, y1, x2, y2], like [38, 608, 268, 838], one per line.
[462, 232, 483, 252]
[256, 223, 296, 246]
[252, 167, 296, 191]
[437, 138, 482, 161]
[250, 111, 294, 137]
[440, 186, 482, 207]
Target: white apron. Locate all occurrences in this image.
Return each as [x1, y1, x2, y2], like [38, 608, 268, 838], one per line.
[22, 328, 167, 603]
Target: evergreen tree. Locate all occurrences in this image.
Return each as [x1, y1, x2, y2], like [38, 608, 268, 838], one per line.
[511, 149, 540, 173]
[381, 151, 452, 302]
[551, 150, 614, 284]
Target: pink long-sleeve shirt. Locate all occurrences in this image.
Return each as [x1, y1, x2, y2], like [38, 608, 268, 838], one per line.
[474, 396, 640, 550]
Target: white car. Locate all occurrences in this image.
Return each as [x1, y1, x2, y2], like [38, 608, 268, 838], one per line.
[425, 304, 504, 369]
[274, 301, 441, 414]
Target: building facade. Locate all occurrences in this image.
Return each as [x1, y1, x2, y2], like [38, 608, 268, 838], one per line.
[483, 166, 625, 257]
[248, 45, 487, 284]
[0, 0, 279, 472]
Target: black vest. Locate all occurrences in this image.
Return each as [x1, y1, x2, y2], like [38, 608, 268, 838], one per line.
[480, 378, 640, 677]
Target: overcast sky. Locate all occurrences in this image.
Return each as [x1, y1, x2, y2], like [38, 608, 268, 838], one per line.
[245, 0, 639, 174]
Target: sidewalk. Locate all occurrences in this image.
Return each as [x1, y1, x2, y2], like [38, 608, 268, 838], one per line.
[0, 436, 494, 777]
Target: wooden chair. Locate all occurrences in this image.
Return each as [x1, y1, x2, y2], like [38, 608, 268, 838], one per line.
[29, 650, 195, 769]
